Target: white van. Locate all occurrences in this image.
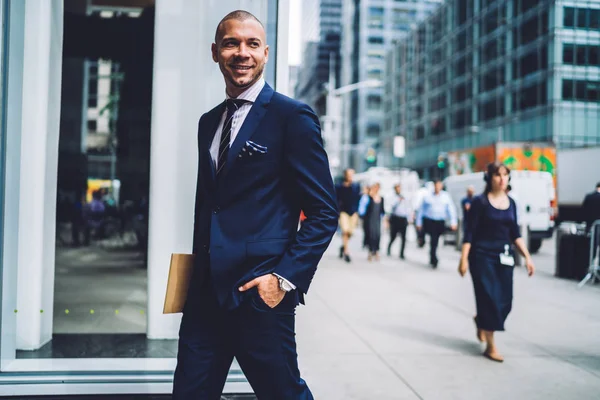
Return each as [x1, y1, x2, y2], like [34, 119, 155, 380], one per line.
[444, 171, 555, 253]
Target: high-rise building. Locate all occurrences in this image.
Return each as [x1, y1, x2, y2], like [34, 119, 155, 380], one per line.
[340, 0, 443, 171]
[383, 0, 600, 178]
[295, 0, 343, 117]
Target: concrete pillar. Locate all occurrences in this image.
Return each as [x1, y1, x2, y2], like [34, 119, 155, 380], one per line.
[16, 0, 64, 350]
[147, 0, 281, 339]
[1, 0, 26, 368]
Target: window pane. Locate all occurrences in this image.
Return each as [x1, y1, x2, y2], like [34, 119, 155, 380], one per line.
[576, 8, 587, 28]
[431, 117, 446, 136]
[457, 0, 469, 24]
[367, 94, 382, 110]
[563, 44, 574, 64]
[587, 81, 600, 102]
[415, 125, 425, 140]
[576, 46, 586, 65]
[589, 46, 599, 66]
[483, 9, 502, 35]
[591, 9, 600, 30]
[576, 80, 585, 99]
[368, 7, 384, 29]
[562, 80, 573, 100]
[564, 7, 575, 27]
[367, 123, 381, 137]
[480, 66, 505, 92]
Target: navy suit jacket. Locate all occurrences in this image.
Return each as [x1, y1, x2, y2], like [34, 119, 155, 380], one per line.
[192, 83, 339, 309]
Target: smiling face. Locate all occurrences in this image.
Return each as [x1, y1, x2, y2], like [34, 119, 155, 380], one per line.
[212, 18, 269, 98]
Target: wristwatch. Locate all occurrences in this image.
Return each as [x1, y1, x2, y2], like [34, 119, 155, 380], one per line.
[273, 274, 294, 292]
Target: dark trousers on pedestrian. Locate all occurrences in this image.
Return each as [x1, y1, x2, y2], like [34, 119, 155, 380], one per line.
[388, 216, 408, 258]
[423, 218, 446, 266]
[173, 268, 313, 400]
[362, 217, 369, 249]
[417, 224, 426, 248]
[469, 241, 514, 331]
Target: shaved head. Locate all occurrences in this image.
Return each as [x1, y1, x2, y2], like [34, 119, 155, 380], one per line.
[215, 10, 264, 44]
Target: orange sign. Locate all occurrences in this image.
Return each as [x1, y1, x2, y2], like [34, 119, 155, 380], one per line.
[497, 146, 556, 177]
[448, 145, 495, 175]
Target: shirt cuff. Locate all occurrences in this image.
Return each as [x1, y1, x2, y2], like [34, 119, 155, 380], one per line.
[273, 273, 296, 290]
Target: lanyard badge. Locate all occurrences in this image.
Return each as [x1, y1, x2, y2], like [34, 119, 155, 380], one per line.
[499, 244, 515, 267]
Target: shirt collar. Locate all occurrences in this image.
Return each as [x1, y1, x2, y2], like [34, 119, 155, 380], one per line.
[225, 77, 265, 103]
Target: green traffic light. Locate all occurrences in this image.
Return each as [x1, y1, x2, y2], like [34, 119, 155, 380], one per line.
[437, 161, 445, 168]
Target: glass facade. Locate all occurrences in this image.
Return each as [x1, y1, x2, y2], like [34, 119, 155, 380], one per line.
[341, 0, 443, 171]
[295, 0, 343, 117]
[383, 0, 600, 176]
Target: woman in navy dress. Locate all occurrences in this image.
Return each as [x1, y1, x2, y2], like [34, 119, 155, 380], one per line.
[365, 183, 385, 261]
[458, 162, 535, 362]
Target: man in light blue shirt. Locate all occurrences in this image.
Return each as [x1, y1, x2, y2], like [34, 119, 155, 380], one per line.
[416, 180, 457, 268]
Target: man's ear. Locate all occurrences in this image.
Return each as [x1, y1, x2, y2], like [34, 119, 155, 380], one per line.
[264, 44, 269, 63]
[211, 43, 218, 63]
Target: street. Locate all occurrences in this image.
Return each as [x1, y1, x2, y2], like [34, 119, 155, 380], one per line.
[295, 230, 600, 400]
[46, 229, 600, 399]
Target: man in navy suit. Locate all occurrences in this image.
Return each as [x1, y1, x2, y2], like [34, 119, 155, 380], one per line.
[172, 10, 339, 399]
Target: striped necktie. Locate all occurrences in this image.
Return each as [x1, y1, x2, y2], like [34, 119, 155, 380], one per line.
[216, 98, 250, 177]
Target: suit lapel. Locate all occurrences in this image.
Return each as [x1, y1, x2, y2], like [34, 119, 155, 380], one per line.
[201, 102, 225, 185]
[223, 83, 274, 177]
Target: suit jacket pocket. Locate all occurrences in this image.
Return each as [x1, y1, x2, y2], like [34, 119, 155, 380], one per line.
[246, 238, 289, 257]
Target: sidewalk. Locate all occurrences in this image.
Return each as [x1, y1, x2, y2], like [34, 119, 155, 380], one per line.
[295, 232, 600, 400]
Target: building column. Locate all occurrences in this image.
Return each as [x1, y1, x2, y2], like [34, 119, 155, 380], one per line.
[16, 0, 64, 350]
[146, 0, 274, 339]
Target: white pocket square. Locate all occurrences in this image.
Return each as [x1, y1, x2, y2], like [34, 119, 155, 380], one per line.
[245, 140, 267, 154]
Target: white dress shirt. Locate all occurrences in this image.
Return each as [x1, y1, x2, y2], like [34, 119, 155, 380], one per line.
[389, 194, 411, 218]
[210, 78, 265, 167]
[416, 191, 458, 227]
[210, 77, 295, 291]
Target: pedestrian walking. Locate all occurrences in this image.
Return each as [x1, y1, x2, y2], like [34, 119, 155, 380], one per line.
[416, 180, 457, 268]
[358, 185, 371, 249]
[387, 184, 410, 259]
[458, 162, 535, 363]
[461, 185, 475, 232]
[336, 169, 362, 262]
[173, 10, 338, 398]
[365, 183, 385, 261]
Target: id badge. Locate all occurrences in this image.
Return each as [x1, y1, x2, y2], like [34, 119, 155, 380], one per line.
[499, 253, 515, 266]
[499, 244, 515, 266]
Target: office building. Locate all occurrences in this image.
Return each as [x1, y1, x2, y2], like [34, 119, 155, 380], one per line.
[383, 0, 600, 177]
[295, 0, 343, 116]
[340, 0, 443, 171]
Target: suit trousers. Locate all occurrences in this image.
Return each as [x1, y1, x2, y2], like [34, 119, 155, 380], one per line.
[423, 218, 446, 264]
[388, 216, 408, 257]
[173, 271, 313, 400]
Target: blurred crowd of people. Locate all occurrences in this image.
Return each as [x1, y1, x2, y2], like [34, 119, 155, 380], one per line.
[335, 168, 458, 268]
[334, 163, 538, 363]
[57, 187, 148, 250]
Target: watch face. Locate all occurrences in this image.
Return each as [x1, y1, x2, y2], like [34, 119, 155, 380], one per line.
[279, 278, 291, 292]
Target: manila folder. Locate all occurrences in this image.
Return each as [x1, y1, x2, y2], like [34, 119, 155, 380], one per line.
[163, 253, 195, 314]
